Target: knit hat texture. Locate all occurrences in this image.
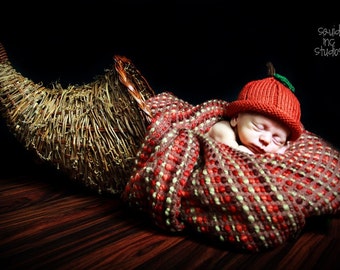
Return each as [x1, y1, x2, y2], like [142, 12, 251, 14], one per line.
[226, 75, 302, 141]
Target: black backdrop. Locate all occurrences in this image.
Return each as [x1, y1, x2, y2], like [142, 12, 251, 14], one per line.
[1, 1, 339, 152]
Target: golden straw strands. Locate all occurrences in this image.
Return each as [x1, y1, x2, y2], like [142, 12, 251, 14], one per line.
[0, 49, 155, 194]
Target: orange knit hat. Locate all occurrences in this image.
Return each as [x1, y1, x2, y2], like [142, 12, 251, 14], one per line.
[226, 63, 302, 141]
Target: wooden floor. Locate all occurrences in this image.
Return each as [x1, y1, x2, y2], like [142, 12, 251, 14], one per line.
[1, 129, 340, 269]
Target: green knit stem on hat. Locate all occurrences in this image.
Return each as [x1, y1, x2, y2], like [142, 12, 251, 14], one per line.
[273, 73, 295, 93]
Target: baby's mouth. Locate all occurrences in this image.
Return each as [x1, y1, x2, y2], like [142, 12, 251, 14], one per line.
[248, 144, 265, 154]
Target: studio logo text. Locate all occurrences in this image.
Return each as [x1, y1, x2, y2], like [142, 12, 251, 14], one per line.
[314, 24, 340, 57]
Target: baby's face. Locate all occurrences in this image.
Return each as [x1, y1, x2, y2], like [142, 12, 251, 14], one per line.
[232, 113, 290, 154]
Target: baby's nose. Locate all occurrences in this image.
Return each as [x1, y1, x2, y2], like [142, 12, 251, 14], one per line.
[259, 133, 271, 145]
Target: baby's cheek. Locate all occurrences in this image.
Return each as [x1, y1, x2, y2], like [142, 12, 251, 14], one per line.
[276, 145, 288, 154]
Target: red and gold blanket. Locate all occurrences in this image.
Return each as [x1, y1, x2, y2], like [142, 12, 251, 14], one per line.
[122, 92, 340, 252]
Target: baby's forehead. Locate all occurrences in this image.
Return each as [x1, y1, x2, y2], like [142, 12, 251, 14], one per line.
[239, 112, 274, 122]
[239, 112, 290, 134]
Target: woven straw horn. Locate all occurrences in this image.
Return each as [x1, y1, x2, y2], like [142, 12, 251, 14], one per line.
[0, 43, 155, 194]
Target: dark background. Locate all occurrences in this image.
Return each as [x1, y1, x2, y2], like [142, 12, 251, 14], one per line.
[1, 1, 340, 153]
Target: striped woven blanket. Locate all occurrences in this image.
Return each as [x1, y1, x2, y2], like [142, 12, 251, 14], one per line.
[122, 92, 340, 252]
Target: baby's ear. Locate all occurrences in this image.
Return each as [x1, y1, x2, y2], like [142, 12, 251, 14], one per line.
[230, 116, 238, 127]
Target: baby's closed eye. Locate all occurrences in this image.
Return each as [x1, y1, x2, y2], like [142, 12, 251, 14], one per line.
[252, 122, 265, 131]
[272, 135, 286, 146]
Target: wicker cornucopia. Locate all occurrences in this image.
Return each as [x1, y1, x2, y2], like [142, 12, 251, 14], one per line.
[0, 43, 155, 194]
